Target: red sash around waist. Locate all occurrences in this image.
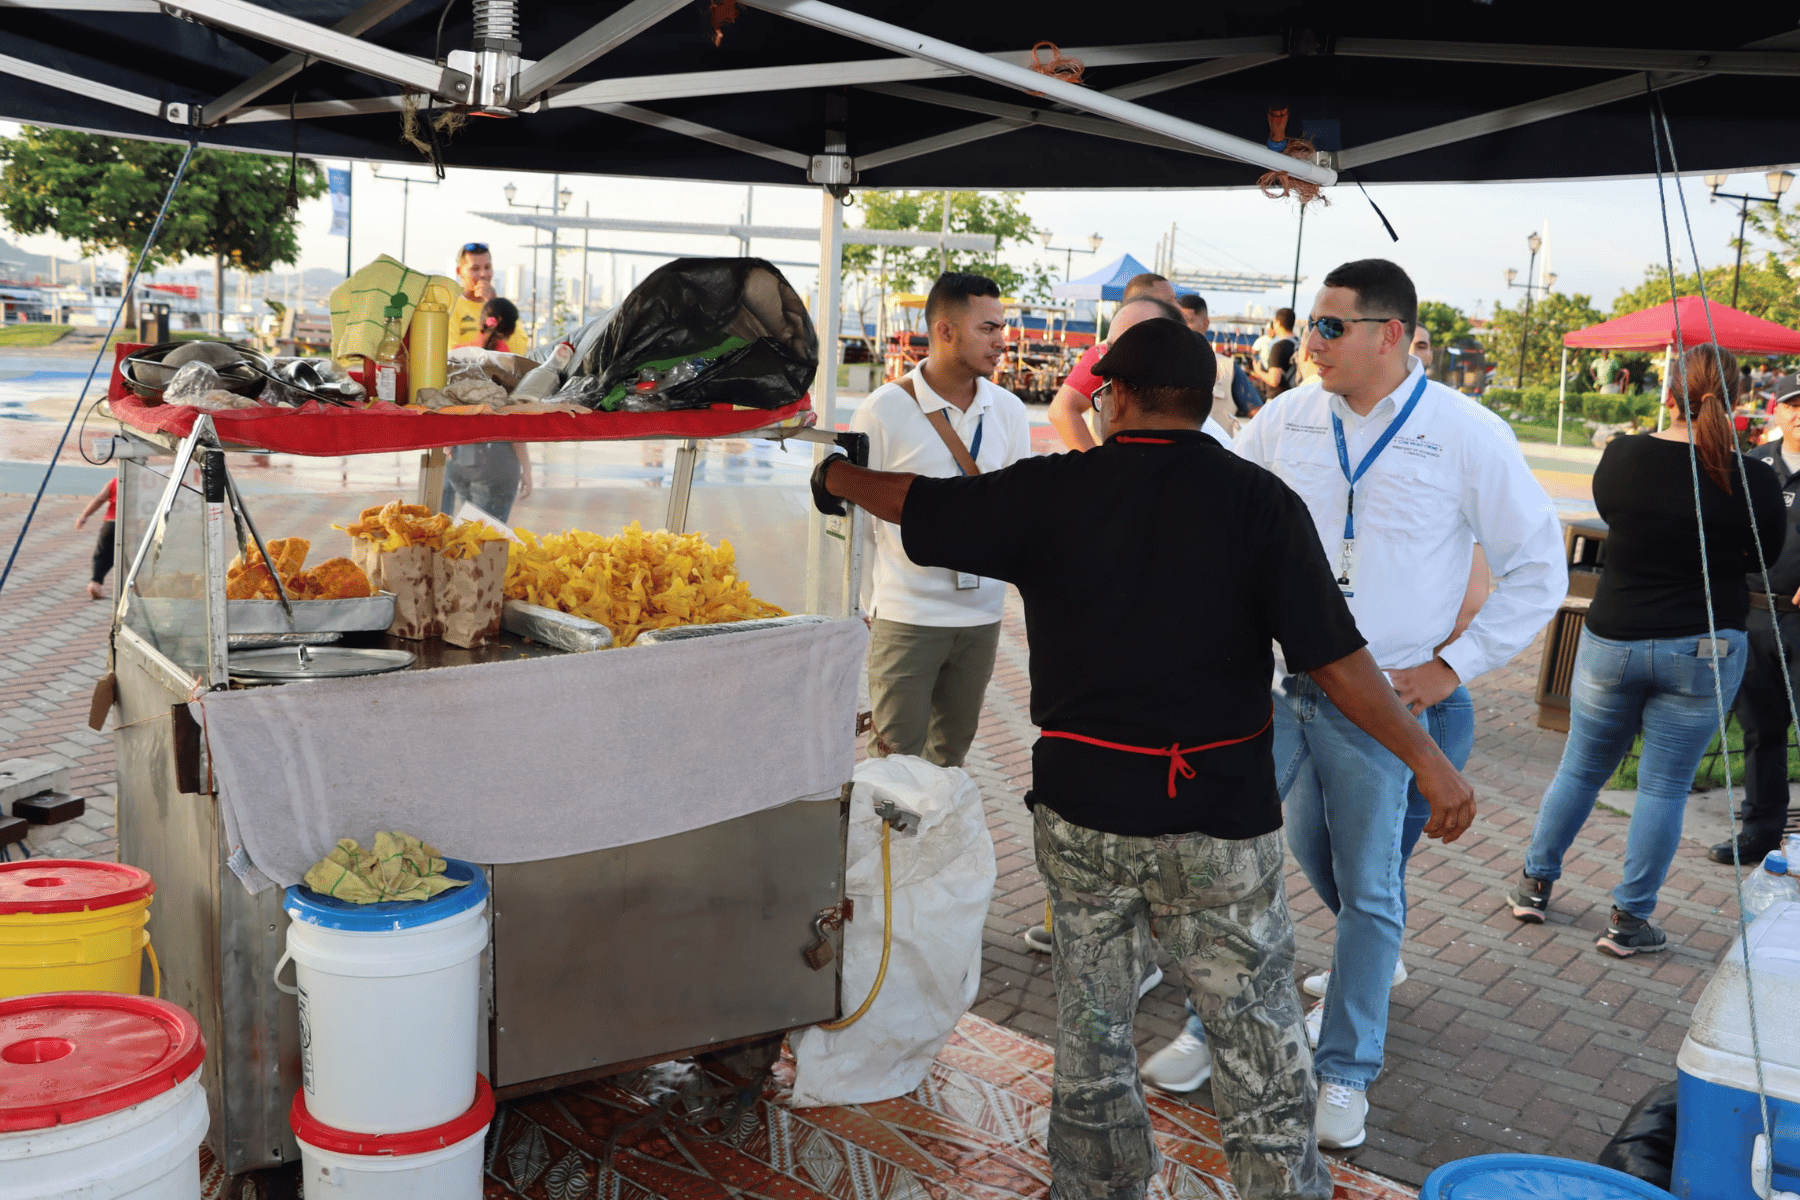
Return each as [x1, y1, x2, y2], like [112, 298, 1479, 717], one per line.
[1039, 710, 1274, 799]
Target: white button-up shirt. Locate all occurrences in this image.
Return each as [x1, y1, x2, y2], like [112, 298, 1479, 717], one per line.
[1234, 359, 1565, 682]
[851, 363, 1032, 626]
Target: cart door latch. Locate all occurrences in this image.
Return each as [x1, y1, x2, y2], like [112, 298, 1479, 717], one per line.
[802, 900, 855, 971]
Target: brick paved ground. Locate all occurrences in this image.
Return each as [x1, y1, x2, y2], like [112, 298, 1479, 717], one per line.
[0, 487, 1757, 1189]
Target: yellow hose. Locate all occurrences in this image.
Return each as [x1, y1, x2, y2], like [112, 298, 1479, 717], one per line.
[145, 936, 161, 1000]
[818, 821, 892, 1031]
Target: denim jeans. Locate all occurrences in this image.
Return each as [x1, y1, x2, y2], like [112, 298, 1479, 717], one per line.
[1524, 627, 1748, 918]
[1180, 682, 1472, 1081]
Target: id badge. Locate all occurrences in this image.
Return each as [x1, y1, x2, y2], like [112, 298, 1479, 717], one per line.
[955, 571, 981, 590]
[1335, 539, 1357, 598]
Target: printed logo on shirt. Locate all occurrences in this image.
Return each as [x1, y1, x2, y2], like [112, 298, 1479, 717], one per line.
[1393, 432, 1445, 460]
[1284, 421, 1331, 436]
[1786, 489, 1795, 509]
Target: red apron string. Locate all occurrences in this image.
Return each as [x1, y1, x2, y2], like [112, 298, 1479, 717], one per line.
[1040, 709, 1275, 798]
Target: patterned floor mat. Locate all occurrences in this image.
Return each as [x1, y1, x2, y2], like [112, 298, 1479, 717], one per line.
[197, 1015, 1413, 1199]
[477, 1014, 1414, 1200]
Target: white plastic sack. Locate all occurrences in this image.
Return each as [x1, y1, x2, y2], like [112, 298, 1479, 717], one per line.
[788, 755, 997, 1107]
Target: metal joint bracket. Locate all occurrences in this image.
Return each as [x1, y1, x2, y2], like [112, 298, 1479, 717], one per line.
[438, 65, 475, 102]
[808, 153, 856, 196]
[1311, 149, 1338, 170]
[162, 101, 195, 126]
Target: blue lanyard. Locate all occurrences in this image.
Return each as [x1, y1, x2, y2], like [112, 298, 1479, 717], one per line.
[1330, 373, 1429, 540]
[957, 414, 984, 476]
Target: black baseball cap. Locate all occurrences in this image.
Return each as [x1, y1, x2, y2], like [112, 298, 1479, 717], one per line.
[1093, 317, 1218, 393]
[1773, 374, 1800, 405]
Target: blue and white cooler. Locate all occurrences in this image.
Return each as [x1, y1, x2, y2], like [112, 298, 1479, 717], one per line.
[1673, 900, 1800, 1200]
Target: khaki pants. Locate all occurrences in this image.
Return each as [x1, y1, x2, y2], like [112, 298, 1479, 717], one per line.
[1034, 806, 1330, 1200]
[866, 618, 1001, 768]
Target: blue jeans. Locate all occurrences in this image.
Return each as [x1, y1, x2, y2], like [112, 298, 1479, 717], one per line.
[1524, 628, 1748, 919]
[1181, 682, 1473, 1077]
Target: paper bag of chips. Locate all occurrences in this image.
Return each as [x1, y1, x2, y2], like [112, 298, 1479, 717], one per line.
[350, 538, 440, 640]
[434, 538, 508, 648]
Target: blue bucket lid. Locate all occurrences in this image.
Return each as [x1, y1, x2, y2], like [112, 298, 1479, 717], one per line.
[283, 858, 488, 931]
[1423, 1155, 1678, 1200]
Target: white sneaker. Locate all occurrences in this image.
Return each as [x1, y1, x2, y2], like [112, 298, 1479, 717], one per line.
[1304, 1000, 1324, 1049]
[1141, 1029, 1212, 1093]
[1316, 1082, 1368, 1149]
[1022, 923, 1054, 953]
[1301, 959, 1408, 999]
[1138, 964, 1164, 999]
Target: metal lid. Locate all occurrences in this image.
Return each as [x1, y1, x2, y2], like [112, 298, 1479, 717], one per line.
[291, 1073, 493, 1156]
[0, 860, 154, 915]
[0, 993, 204, 1132]
[284, 857, 488, 931]
[228, 645, 414, 680]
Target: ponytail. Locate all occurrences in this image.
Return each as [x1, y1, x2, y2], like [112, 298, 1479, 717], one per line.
[1675, 343, 1738, 495]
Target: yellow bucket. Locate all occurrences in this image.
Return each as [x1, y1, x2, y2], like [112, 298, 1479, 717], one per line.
[0, 860, 157, 999]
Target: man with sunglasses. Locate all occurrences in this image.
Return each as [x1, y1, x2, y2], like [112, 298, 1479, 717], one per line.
[808, 315, 1475, 1200]
[1229, 259, 1563, 1149]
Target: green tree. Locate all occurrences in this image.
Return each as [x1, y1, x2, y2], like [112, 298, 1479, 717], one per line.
[1416, 299, 1472, 346]
[0, 126, 324, 326]
[1481, 291, 1605, 388]
[843, 190, 1051, 300]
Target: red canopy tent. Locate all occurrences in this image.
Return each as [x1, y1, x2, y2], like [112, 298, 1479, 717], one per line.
[1548, 297, 1800, 443]
[1563, 296, 1800, 355]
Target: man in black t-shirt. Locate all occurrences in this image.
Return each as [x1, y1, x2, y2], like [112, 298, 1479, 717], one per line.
[1253, 307, 1299, 398]
[810, 318, 1474, 1200]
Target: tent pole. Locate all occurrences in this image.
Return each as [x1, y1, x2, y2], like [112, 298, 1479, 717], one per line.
[806, 188, 844, 616]
[1659, 344, 1672, 431]
[1289, 201, 1306, 312]
[1557, 346, 1567, 446]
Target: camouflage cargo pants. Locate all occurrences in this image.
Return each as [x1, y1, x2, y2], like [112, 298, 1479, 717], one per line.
[1033, 805, 1331, 1200]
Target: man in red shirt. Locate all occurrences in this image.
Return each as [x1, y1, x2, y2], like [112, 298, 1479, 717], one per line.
[1048, 274, 1178, 452]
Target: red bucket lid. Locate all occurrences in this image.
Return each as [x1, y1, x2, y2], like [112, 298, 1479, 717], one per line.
[290, 1074, 495, 1157]
[0, 861, 154, 915]
[0, 992, 204, 1132]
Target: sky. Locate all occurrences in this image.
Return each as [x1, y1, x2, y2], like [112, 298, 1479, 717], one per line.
[0, 119, 1779, 324]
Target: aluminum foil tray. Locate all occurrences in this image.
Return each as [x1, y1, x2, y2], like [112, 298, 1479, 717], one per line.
[501, 599, 613, 653]
[136, 591, 396, 636]
[636, 614, 829, 646]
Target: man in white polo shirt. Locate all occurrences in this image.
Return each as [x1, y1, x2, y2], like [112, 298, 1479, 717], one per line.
[1230, 259, 1564, 1149]
[851, 271, 1032, 767]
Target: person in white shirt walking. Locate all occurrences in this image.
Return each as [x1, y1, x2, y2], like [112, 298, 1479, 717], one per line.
[852, 272, 1033, 767]
[1227, 259, 1564, 1148]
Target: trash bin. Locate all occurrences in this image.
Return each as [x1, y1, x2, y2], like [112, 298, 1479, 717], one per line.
[1537, 516, 1609, 731]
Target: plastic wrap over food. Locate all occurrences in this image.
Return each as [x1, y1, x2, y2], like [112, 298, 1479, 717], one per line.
[636, 613, 829, 645]
[163, 360, 224, 404]
[577, 257, 817, 412]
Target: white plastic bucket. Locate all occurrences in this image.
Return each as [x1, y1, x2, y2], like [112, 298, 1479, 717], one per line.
[279, 860, 489, 1134]
[0, 992, 208, 1200]
[291, 1073, 493, 1200]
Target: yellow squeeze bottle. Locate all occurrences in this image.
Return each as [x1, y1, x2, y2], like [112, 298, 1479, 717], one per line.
[408, 284, 450, 404]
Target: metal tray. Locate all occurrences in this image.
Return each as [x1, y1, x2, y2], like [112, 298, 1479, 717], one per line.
[228, 645, 415, 680]
[500, 599, 613, 653]
[136, 591, 396, 636]
[635, 613, 828, 645]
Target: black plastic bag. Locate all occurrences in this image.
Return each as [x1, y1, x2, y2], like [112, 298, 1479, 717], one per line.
[1598, 1080, 1678, 1188]
[577, 257, 818, 411]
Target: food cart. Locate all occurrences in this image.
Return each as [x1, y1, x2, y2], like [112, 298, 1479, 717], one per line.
[98, 349, 870, 1181]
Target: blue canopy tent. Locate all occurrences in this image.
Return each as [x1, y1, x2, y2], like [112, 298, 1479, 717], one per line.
[1051, 255, 1195, 302]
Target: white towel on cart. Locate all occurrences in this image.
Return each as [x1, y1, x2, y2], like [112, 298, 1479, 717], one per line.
[195, 618, 867, 893]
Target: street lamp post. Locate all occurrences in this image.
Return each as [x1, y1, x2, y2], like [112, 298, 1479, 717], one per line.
[1705, 171, 1795, 308]
[1504, 232, 1557, 389]
[1038, 230, 1104, 281]
[503, 179, 574, 341]
[368, 166, 441, 264]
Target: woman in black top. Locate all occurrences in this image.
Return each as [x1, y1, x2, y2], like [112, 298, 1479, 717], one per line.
[1505, 344, 1785, 957]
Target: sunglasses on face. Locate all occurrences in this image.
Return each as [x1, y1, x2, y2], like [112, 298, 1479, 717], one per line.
[1308, 315, 1400, 340]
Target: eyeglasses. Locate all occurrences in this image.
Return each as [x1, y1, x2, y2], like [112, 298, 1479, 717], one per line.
[1093, 381, 1113, 404]
[1308, 316, 1401, 340]
[460, 243, 489, 255]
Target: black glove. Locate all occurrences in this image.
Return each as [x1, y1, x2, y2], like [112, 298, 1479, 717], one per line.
[811, 452, 849, 516]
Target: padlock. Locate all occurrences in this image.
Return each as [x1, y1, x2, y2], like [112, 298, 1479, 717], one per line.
[802, 912, 836, 970]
